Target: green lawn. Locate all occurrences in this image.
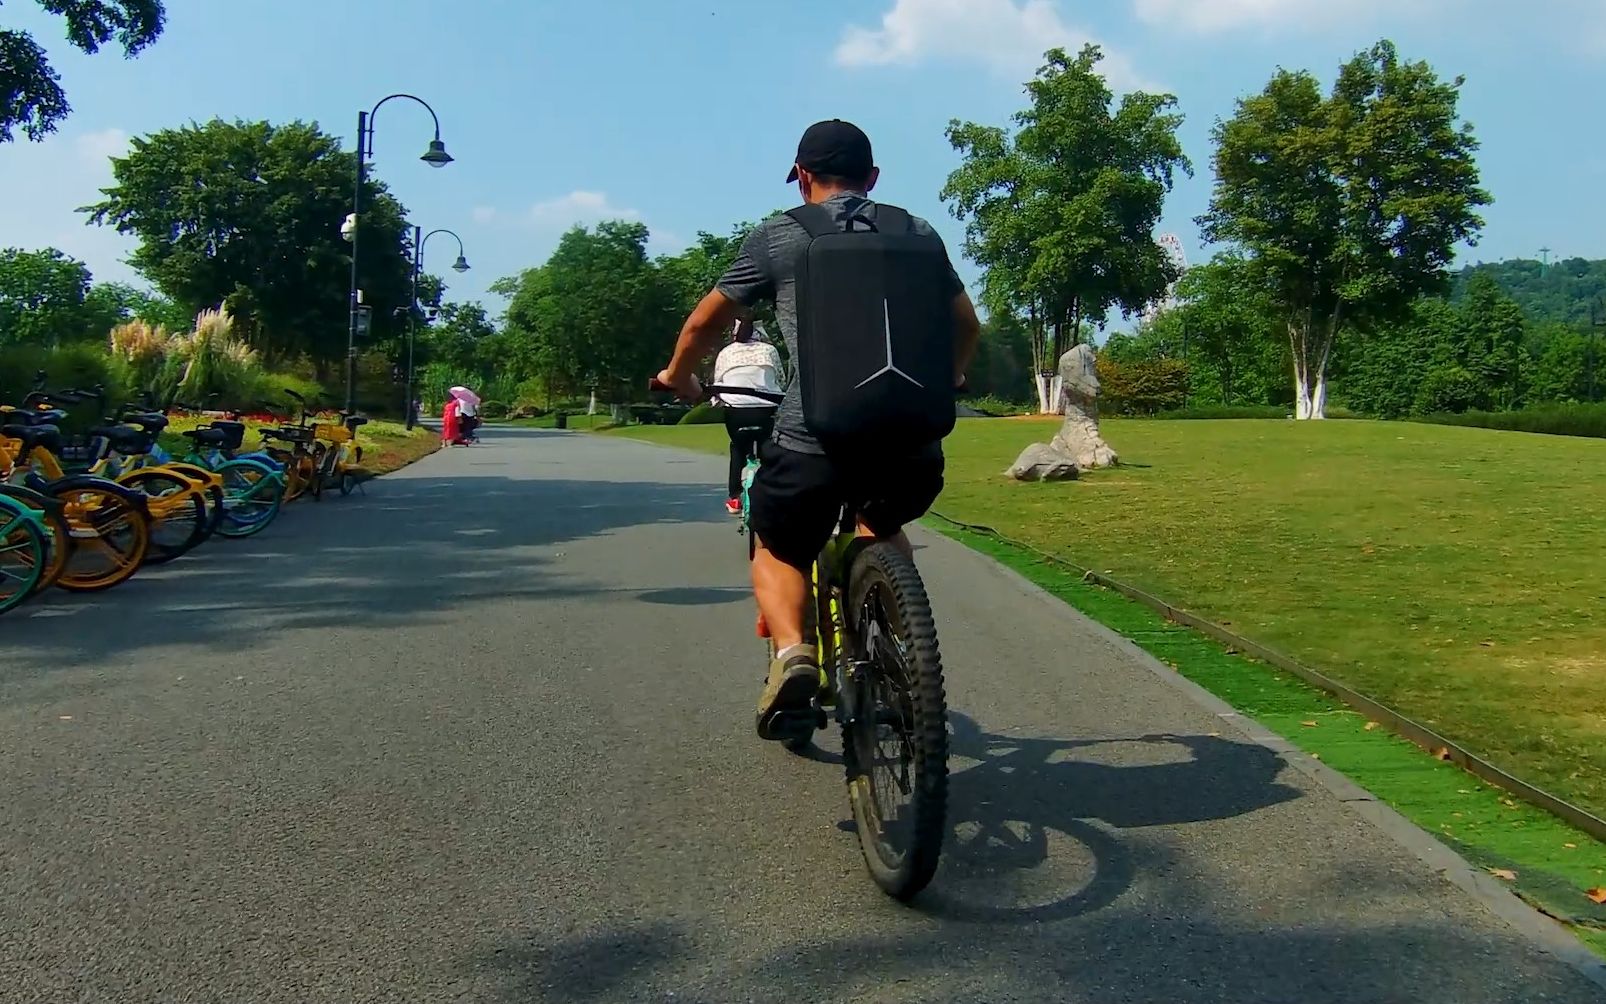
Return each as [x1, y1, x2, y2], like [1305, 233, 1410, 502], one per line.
[614, 417, 1606, 821]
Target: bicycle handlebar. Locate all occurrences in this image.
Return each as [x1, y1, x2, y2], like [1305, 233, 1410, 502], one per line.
[645, 378, 969, 403]
[646, 379, 785, 405]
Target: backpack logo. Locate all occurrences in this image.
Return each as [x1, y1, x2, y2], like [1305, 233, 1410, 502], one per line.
[854, 299, 924, 390]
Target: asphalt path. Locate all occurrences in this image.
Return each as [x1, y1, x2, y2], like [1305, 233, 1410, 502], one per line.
[1, 426, 1599, 1003]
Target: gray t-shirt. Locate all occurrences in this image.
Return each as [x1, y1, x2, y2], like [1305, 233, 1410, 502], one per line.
[715, 192, 964, 455]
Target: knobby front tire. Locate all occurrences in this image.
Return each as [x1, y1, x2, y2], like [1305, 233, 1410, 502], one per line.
[840, 540, 949, 901]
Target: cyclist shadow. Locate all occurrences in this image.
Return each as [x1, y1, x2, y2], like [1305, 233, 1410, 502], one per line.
[917, 710, 1303, 924]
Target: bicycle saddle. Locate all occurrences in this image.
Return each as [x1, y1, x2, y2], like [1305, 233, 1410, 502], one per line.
[5, 408, 67, 427]
[90, 425, 156, 455]
[1, 424, 64, 455]
[120, 412, 169, 435]
[183, 427, 231, 447]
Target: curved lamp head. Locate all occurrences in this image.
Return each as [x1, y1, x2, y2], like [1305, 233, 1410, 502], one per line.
[451, 255, 470, 273]
[421, 139, 454, 168]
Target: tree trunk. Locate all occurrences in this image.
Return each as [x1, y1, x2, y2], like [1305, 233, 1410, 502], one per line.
[1289, 310, 1337, 420]
[1029, 300, 1055, 414]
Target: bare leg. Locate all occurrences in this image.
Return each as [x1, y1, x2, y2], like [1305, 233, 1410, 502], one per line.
[751, 540, 809, 651]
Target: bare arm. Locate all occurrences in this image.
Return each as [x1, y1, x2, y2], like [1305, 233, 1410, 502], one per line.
[953, 289, 981, 386]
[660, 288, 743, 391]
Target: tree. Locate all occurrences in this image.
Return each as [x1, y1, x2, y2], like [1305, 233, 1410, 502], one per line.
[944, 45, 1191, 411]
[83, 118, 415, 373]
[500, 221, 677, 401]
[1166, 256, 1289, 406]
[654, 215, 783, 363]
[1454, 273, 1526, 409]
[1199, 40, 1490, 419]
[1, 1, 165, 143]
[1527, 323, 1596, 404]
[0, 247, 92, 345]
[420, 301, 497, 374]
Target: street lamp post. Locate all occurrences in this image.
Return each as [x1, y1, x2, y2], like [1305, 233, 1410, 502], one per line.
[347, 93, 454, 415]
[405, 227, 470, 430]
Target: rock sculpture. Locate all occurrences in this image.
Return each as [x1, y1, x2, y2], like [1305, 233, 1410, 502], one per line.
[1004, 344, 1118, 481]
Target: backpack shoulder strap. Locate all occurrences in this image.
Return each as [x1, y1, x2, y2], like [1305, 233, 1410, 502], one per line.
[874, 204, 915, 233]
[784, 204, 837, 239]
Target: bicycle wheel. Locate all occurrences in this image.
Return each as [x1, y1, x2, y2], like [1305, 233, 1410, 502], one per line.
[308, 444, 328, 501]
[120, 469, 208, 564]
[162, 463, 226, 540]
[0, 499, 47, 614]
[48, 480, 151, 592]
[840, 541, 949, 901]
[0, 485, 69, 594]
[213, 459, 283, 538]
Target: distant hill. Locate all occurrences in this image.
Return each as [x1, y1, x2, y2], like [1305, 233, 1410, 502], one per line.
[1452, 257, 1606, 327]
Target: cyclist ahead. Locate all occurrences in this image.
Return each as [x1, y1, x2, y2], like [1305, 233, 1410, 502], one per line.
[656, 119, 981, 739]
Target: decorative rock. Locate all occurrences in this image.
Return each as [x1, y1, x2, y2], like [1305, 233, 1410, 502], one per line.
[1005, 442, 1079, 482]
[1051, 344, 1118, 469]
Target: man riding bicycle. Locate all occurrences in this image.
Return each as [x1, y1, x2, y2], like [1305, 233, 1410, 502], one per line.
[656, 119, 982, 739]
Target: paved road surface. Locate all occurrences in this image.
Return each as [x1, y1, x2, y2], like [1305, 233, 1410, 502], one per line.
[1, 428, 1599, 1003]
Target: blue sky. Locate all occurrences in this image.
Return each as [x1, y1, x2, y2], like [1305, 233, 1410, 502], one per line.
[3, 0, 1604, 320]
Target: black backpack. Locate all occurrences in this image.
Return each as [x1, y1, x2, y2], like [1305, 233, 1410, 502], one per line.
[786, 201, 956, 453]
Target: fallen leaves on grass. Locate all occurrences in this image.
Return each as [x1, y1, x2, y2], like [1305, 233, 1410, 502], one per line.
[1364, 721, 1380, 731]
[1301, 720, 1319, 728]
[1489, 868, 1518, 882]
[1432, 747, 1452, 761]
[1586, 888, 1606, 905]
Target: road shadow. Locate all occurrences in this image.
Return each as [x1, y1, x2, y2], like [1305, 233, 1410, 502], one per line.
[0, 427, 736, 671]
[476, 898, 1589, 1004]
[921, 711, 1303, 923]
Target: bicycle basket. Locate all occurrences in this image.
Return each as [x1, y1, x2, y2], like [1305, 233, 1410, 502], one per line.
[313, 423, 352, 443]
[274, 425, 314, 444]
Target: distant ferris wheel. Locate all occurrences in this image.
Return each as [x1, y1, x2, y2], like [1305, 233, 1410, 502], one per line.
[1142, 234, 1190, 325]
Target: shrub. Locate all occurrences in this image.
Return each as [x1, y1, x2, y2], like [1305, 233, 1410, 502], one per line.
[1097, 356, 1190, 416]
[679, 402, 724, 425]
[965, 394, 1034, 417]
[2, 341, 125, 395]
[1155, 404, 1291, 420]
[479, 399, 509, 420]
[1412, 402, 1606, 440]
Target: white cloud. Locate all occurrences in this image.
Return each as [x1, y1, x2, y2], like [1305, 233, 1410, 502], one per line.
[1132, 0, 1418, 32]
[835, 0, 1148, 89]
[528, 190, 640, 227]
[470, 205, 498, 224]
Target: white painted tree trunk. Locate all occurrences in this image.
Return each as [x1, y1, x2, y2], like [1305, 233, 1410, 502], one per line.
[1289, 314, 1335, 421]
[1050, 374, 1064, 414]
[1035, 373, 1054, 414]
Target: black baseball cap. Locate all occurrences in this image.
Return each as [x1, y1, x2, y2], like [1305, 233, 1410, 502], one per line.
[786, 119, 874, 184]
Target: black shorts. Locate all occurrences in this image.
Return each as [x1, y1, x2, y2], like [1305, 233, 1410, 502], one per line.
[747, 441, 944, 571]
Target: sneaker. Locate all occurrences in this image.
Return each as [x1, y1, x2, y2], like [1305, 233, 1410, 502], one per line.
[725, 497, 742, 516]
[756, 648, 820, 740]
